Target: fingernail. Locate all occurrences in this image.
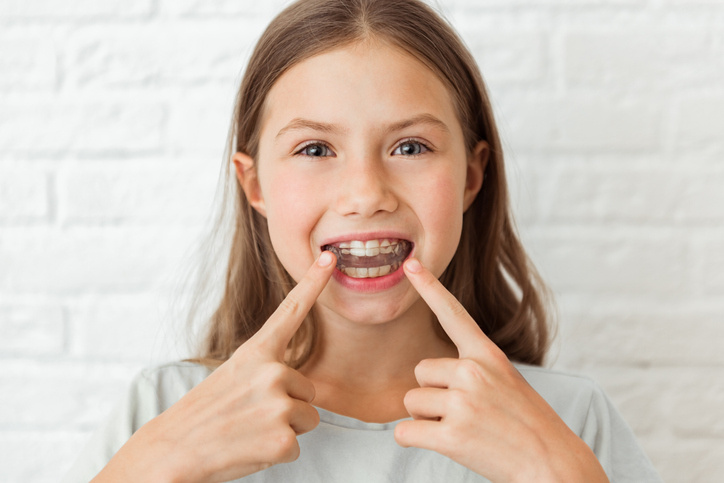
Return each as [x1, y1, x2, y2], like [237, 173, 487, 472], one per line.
[318, 250, 334, 267]
[405, 258, 422, 273]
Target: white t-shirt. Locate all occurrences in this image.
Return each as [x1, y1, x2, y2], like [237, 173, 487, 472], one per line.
[63, 361, 662, 482]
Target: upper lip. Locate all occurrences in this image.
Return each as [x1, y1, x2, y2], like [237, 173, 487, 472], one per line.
[319, 231, 413, 248]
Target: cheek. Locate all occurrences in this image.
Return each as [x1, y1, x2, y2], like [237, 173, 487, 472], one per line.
[419, 171, 466, 226]
[262, 170, 321, 252]
[410, 170, 466, 269]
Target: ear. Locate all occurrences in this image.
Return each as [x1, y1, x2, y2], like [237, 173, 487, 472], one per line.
[463, 140, 489, 211]
[232, 152, 266, 217]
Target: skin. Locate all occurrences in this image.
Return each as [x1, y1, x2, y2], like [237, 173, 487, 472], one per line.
[92, 253, 337, 483]
[396, 258, 609, 482]
[92, 40, 609, 482]
[235, 39, 484, 423]
[241, 39, 482, 329]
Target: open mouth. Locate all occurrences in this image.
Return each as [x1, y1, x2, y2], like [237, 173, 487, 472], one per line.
[322, 239, 413, 279]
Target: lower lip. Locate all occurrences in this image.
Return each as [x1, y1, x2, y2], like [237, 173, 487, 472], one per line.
[332, 265, 407, 292]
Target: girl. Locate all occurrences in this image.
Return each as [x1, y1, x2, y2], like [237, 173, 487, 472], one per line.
[64, 0, 661, 481]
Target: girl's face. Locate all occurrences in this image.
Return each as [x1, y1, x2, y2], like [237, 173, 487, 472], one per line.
[235, 40, 485, 327]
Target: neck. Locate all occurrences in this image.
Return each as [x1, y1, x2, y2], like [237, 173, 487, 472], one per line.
[299, 298, 457, 422]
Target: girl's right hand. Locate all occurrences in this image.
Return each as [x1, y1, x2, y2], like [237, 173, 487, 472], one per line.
[92, 251, 337, 483]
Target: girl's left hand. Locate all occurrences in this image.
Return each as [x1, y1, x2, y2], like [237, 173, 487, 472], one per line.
[394, 258, 609, 483]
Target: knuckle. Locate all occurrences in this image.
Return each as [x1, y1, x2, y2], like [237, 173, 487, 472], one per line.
[447, 388, 471, 412]
[393, 421, 411, 446]
[274, 397, 296, 419]
[455, 358, 484, 382]
[414, 358, 435, 381]
[402, 389, 418, 409]
[304, 379, 317, 403]
[423, 278, 442, 296]
[278, 295, 302, 318]
[490, 347, 513, 368]
[250, 363, 288, 392]
[259, 362, 287, 385]
[415, 358, 433, 373]
[437, 424, 457, 454]
[238, 330, 277, 360]
[268, 361, 289, 381]
[273, 430, 300, 462]
[306, 404, 321, 427]
[246, 341, 273, 361]
[231, 338, 258, 363]
[446, 296, 468, 318]
[421, 273, 437, 288]
[255, 462, 274, 473]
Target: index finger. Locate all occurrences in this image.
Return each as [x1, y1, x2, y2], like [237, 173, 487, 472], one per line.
[252, 250, 336, 358]
[403, 257, 493, 356]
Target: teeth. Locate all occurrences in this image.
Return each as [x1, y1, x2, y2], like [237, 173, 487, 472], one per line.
[332, 239, 398, 258]
[342, 263, 397, 278]
[324, 239, 411, 280]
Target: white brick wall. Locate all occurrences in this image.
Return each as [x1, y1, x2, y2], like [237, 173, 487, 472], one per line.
[1, 0, 722, 480]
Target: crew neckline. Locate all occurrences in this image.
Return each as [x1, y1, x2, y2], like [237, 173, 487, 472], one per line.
[315, 406, 411, 430]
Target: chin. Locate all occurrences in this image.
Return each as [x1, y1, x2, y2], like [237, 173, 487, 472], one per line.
[320, 289, 416, 326]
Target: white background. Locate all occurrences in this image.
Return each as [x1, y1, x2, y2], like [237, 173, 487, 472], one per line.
[1, 0, 723, 481]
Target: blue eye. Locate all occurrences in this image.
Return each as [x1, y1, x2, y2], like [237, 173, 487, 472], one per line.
[393, 140, 429, 156]
[297, 142, 333, 157]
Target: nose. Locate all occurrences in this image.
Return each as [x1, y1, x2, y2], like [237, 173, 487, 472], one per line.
[335, 157, 398, 217]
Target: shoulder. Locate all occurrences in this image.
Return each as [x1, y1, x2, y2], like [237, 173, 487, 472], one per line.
[130, 360, 215, 412]
[136, 360, 214, 388]
[514, 363, 601, 398]
[514, 364, 662, 482]
[61, 361, 215, 482]
[513, 363, 610, 430]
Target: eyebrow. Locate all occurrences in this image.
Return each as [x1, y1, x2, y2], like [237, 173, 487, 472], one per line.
[275, 118, 342, 140]
[274, 113, 450, 141]
[386, 113, 450, 135]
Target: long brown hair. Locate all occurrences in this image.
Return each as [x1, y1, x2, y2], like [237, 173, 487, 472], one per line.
[191, 0, 554, 368]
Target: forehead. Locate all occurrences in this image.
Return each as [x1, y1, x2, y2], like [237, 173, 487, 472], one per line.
[258, 40, 462, 141]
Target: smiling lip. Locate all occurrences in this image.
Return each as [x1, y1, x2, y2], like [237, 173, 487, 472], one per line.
[331, 261, 409, 292]
[319, 231, 414, 293]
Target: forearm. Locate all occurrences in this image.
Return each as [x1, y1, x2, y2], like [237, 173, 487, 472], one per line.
[519, 435, 609, 483]
[90, 420, 186, 483]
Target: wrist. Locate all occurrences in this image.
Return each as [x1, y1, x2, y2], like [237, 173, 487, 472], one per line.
[90, 415, 195, 483]
[503, 432, 608, 483]
[531, 441, 609, 483]
[130, 415, 199, 483]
